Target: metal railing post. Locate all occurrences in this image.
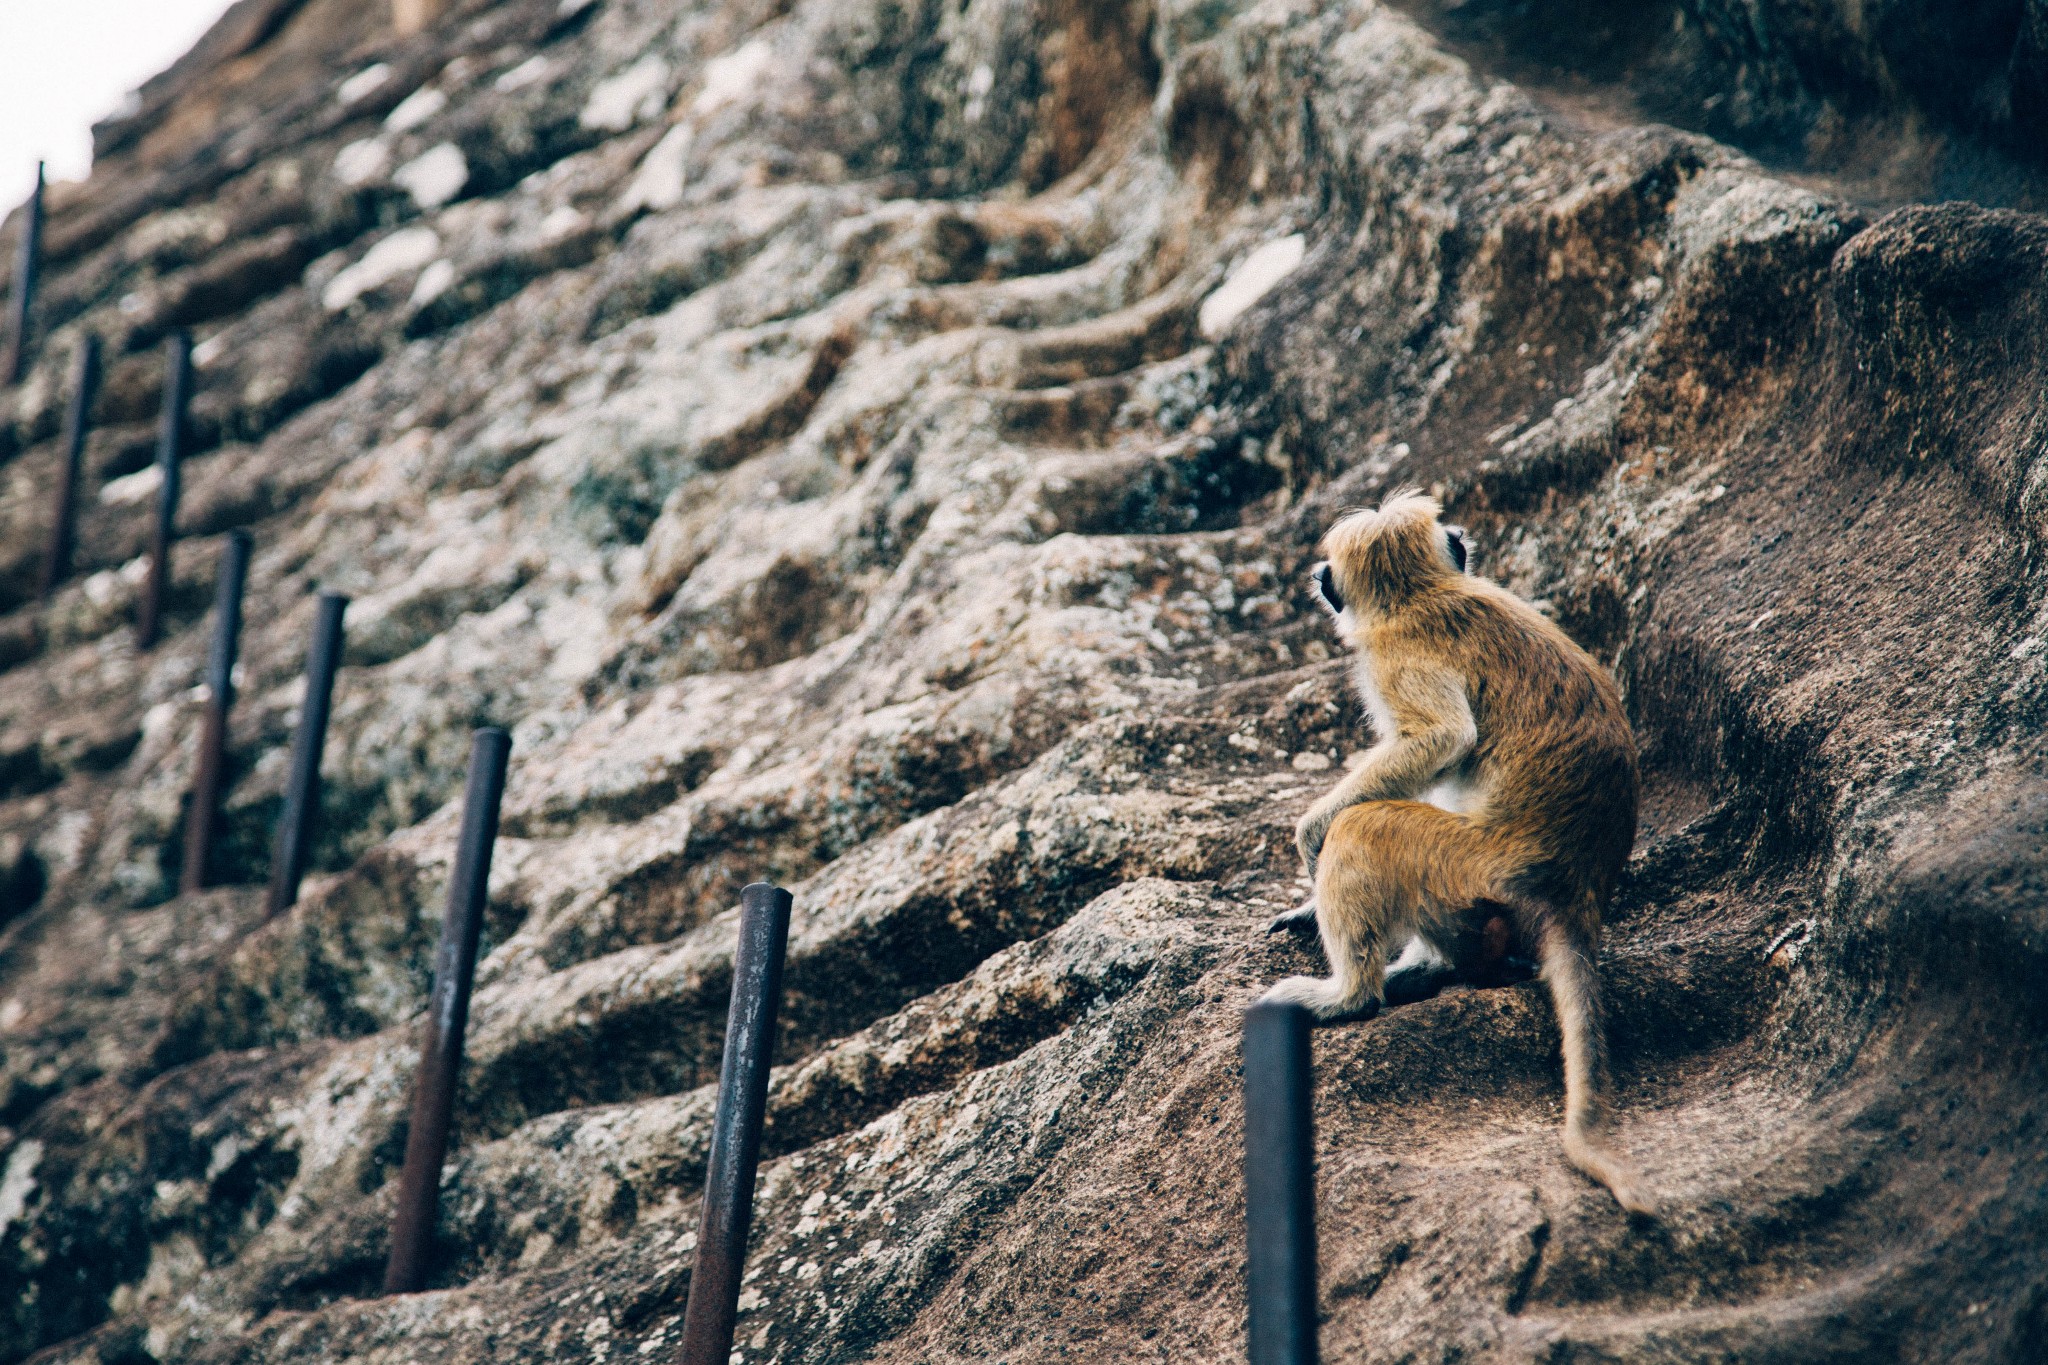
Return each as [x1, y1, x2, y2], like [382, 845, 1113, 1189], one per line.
[179, 530, 251, 895]
[38, 333, 100, 598]
[384, 727, 512, 1294]
[266, 592, 347, 916]
[679, 882, 794, 1364]
[1244, 999, 1319, 1365]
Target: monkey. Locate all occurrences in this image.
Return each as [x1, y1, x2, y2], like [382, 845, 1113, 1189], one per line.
[1272, 515, 1541, 1005]
[1260, 489, 1653, 1215]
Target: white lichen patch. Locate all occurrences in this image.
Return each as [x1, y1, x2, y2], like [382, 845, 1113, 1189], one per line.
[337, 63, 392, 106]
[99, 464, 164, 505]
[1198, 233, 1306, 339]
[618, 123, 692, 214]
[332, 137, 391, 187]
[494, 55, 554, 93]
[322, 226, 442, 311]
[410, 257, 458, 307]
[693, 39, 775, 117]
[393, 142, 469, 209]
[384, 85, 448, 134]
[0, 1140, 43, 1236]
[581, 55, 671, 132]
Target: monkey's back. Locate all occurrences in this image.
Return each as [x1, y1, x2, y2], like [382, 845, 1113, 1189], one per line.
[1387, 577, 1640, 910]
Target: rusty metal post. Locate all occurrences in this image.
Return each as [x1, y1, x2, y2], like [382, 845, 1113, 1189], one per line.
[384, 727, 511, 1295]
[137, 332, 192, 649]
[1244, 999, 1318, 1365]
[679, 882, 793, 1365]
[266, 592, 347, 916]
[38, 333, 100, 598]
[180, 530, 251, 895]
[4, 163, 42, 386]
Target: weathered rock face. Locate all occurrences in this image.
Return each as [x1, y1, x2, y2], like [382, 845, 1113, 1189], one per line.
[1, 0, 2045, 1360]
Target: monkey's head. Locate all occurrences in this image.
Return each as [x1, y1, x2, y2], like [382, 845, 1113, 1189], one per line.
[1312, 489, 1467, 623]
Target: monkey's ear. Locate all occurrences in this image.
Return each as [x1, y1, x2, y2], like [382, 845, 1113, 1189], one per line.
[1444, 527, 1469, 573]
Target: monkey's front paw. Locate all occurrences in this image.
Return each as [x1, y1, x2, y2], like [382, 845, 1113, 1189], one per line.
[1267, 901, 1318, 935]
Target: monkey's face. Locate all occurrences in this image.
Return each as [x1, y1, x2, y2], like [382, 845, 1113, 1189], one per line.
[1315, 489, 1467, 620]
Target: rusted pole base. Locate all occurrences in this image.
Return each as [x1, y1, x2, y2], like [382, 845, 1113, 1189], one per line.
[384, 727, 511, 1295]
[180, 531, 251, 896]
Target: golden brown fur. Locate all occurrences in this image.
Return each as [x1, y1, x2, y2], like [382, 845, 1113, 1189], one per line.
[1261, 489, 1652, 1214]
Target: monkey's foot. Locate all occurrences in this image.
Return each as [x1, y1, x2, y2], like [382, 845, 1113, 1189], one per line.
[1317, 998, 1382, 1026]
[1259, 975, 1381, 1024]
[1382, 961, 1452, 1006]
[1266, 900, 1318, 935]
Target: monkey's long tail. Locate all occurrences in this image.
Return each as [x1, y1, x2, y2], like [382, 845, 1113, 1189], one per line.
[1539, 923, 1657, 1216]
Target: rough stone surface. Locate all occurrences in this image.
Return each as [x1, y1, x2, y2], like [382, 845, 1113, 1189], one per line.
[2, 0, 2046, 1361]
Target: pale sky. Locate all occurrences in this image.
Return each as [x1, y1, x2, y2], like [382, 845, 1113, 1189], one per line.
[0, 0, 237, 207]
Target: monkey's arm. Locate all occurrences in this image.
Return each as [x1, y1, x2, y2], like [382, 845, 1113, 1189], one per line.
[1295, 662, 1475, 873]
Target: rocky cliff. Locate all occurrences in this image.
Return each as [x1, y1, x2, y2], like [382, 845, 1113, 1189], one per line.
[1, 0, 2045, 1360]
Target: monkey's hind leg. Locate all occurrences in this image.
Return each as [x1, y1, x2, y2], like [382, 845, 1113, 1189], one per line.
[1261, 802, 1501, 1024]
[1260, 900, 1387, 1023]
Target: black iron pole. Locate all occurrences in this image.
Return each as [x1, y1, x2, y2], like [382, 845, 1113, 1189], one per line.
[180, 530, 251, 896]
[1243, 999, 1318, 1365]
[5, 162, 42, 386]
[384, 727, 511, 1295]
[679, 882, 793, 1365]
[137, 331, 192, 650]
[266, 592, 347, 917]
[38, 333, 101, 599]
